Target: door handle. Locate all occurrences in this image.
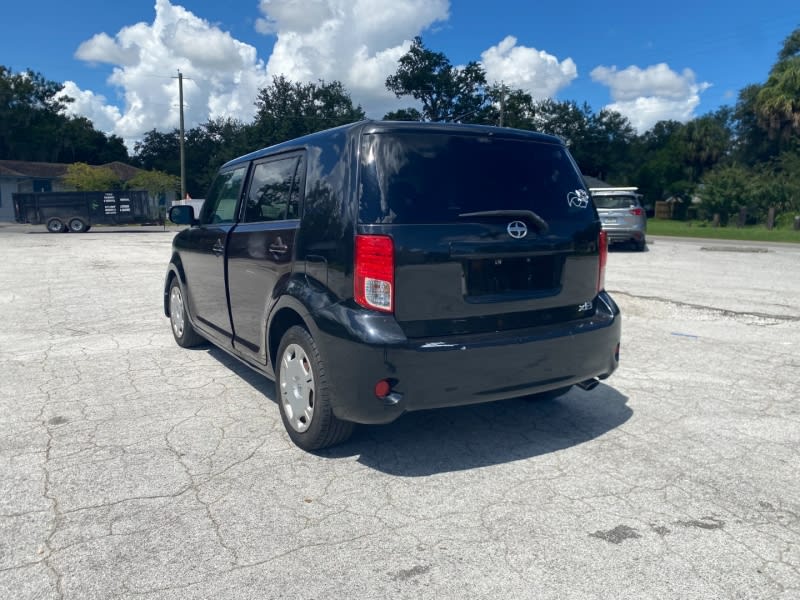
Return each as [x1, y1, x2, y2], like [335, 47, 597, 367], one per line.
[269, 243, 288, 255]
[212, 240, 224, 256]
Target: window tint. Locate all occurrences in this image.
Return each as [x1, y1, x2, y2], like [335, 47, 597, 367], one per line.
[592, 195, 641, 209]
[200, 167, 247, 225]
[359, 133, 591, 225]
[243, 155, 303, 223]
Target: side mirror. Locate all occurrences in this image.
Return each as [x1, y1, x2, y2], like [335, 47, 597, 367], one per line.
[168, 205, 196, 225]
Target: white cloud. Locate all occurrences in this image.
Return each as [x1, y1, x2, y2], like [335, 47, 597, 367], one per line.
[59, 81, 122, 133]
[480, 36, 577, 99]
[68, 0, 587, 147]
[590, 63, 711, 131]
[76, 33, 139, 66]
[259, 0, 450, 116]
[71, 0, 270, 145]
[68, 0, 452, 146]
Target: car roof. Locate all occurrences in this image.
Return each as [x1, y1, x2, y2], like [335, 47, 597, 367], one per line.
[222, 120, 564, 169]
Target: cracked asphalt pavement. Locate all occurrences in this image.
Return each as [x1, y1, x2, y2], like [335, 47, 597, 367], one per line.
[1, 224, 798, 599]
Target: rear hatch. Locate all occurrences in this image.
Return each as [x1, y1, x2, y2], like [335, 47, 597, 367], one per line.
[357, 129, 602, 338]
[593, 194, 642, 231]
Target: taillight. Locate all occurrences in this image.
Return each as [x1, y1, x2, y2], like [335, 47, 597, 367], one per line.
[354, 234, 394, 313]
[629, 207, 643, 216]
[597, 230, 608, 292]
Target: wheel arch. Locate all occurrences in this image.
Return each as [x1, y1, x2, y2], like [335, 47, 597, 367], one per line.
[163, 256, 188, 317]
[267, 304, 311, 373]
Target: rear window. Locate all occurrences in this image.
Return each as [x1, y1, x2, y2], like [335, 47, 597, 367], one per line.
[593, 195, 641, 209]
[358, 132, 592, 224]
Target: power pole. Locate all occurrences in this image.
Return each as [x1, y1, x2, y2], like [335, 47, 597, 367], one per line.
[177, 70, 186, 199]
[499, 83, 506, 128]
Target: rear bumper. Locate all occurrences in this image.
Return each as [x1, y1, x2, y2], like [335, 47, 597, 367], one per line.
[312, 292, 621, 424]
[603, 225, 646, 243]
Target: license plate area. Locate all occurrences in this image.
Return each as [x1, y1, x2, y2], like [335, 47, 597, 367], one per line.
[464, 255, 562, 297]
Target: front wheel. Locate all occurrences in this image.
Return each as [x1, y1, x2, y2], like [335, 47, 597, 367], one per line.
[277, 326, 353, 450]
[168, 279, 205, 348]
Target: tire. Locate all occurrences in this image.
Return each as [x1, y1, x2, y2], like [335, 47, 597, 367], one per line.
[68, 217, 88, 233]
[277, 325, 354, 450]
[168, 279, 205, 348]
[46, 218, 66, 233]
[636, 238, 646, 251]
[525, 385, 572, 402]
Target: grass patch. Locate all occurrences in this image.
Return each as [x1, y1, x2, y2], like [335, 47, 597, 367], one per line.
[647, 219, 800, 243]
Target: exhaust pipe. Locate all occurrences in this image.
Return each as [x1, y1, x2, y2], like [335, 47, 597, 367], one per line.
[576, 377, 600, 391]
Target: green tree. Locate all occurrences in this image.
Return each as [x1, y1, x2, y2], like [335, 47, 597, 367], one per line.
[733, 84, 780, 165]
[133, 129, 180, 175]
[697, 165, 755, 225]
[59, 116, 129, 164]
[755, 27, 800, 144]
[382, 107, 424, 121]
[253, 76, 365, 145]
[680, 108, 733, 182]
[133, 119, 261, 197]
[186, 118, 257, 194]
[753, 152, 800, 217]
[578, 108, 637, 182]
[0, 65, 129, 163]
[632, 120, 693, 202]
[480, 85, 536, 129]
[62, 162, 120, 191]
[385, 37, 488, 122]
[529, 99, 591, 149]
[0, 66, 71, 161]
[127, 169, 179, 196]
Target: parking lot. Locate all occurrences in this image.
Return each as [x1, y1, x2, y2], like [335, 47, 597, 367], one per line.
[1, 223, 798, 599]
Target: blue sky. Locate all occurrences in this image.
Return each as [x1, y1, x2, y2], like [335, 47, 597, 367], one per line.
[1, 0, 797, 143]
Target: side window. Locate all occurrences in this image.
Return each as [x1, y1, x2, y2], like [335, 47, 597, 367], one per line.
[200, 167, 247, 225]
[243, 155, 302, 223]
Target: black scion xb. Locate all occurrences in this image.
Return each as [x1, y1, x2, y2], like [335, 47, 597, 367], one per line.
[165, 121, 621, 450]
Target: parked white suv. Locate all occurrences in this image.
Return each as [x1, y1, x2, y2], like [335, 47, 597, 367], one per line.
[590, 187, 647, 251]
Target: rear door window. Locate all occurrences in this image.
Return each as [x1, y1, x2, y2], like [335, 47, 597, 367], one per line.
[593, 195, 640, 209]
[359, 132, 593, 225]
[242, 154, 304, 223]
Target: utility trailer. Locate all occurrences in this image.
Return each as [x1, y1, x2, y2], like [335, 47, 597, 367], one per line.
[13, 190, 157, 232]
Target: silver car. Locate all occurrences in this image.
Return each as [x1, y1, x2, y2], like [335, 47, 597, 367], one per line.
[590, 189, 647, 251]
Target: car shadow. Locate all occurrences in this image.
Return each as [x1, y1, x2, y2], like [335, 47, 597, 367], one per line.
[327, 384, 630, 476]
[609, 243, 649, 253]
[205, 347, 631, 477]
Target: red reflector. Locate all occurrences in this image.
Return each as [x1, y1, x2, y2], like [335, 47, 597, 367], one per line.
[597, 230, 608, 292]
[355, 235, 394, 313]
[629, 207, 643, 216]
[374, 379, 392, 399]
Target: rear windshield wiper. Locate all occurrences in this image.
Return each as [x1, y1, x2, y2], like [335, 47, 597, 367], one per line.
[457, 210, 549, 234]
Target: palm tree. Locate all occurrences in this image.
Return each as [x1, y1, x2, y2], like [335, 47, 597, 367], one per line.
[755, 27, 800, 143]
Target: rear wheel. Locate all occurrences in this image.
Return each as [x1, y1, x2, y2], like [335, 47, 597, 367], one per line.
[168, 279, 205, 347]
[46, 218, 66, 233]
[277, 326, 353, 450]
[68, 217, 88, 233]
